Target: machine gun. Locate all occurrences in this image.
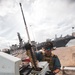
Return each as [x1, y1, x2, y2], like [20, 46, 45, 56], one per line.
[23, 43, 42, 71]
[20, 43, 49, 75]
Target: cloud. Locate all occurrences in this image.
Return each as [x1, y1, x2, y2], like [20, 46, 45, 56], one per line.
[0, 0, 17, 16]
[0, 0, 75, 49]
[68, 0, 75, 3]
[0, 37, 19, 50]
[28, 0, 75, 41]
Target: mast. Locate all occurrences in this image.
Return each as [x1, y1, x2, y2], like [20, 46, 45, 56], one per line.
[19, 3, 31, 44]
[17, 32, 23, 48]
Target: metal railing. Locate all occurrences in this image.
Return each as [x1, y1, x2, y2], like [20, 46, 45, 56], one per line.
[58, 66, 75, 75]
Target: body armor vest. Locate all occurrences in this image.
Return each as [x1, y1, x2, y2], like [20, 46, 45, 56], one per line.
[43, 53, 56, 71]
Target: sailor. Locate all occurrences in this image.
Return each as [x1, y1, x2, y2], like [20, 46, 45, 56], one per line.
[36, 41, 61, 75]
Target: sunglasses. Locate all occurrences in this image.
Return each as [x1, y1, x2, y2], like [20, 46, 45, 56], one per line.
[46, 48, 51, 51]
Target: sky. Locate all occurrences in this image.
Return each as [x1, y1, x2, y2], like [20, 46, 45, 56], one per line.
[0, 0, 75, 49]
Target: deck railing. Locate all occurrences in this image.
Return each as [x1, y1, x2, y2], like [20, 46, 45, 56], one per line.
[58, 66, 75, 75]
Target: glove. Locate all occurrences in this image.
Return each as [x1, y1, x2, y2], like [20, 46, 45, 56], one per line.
[45, 71, 55, 75]
[23, 43, 32, 50]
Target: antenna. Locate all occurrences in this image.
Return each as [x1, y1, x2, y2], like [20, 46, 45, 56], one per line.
[19, 3, 31, 44]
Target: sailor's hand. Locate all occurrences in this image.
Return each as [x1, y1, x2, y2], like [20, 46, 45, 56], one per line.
[36, 60, 39, 65]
